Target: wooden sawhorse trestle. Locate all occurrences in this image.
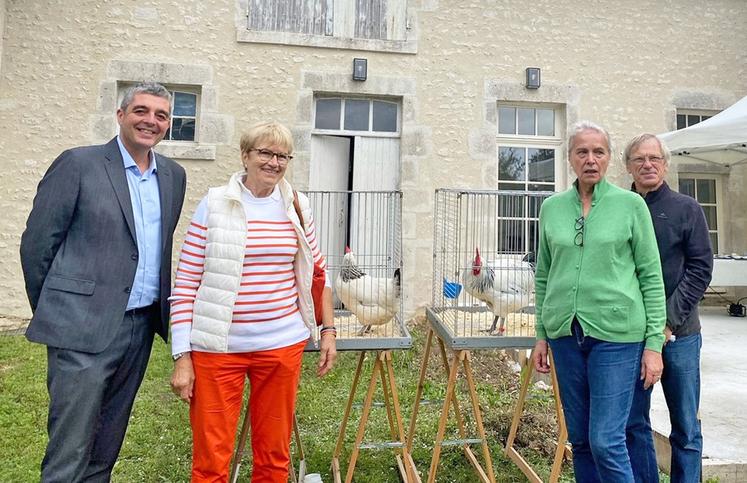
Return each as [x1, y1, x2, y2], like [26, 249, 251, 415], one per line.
[505, 349, 571, 482]
[405, 326, 497, 483]
[331, 350, 414, 483]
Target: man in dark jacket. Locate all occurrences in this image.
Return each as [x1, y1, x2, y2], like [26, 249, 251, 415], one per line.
[20, 82, 186, 482]
[624, 133, 713, 483]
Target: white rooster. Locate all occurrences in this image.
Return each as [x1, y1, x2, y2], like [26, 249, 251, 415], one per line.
[335, 247, 401, 335]
[462, 248, 535, 335]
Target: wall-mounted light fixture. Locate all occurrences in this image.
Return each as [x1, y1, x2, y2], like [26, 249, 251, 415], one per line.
[353, 58, 368, 81]
[526, 67, 541, 89]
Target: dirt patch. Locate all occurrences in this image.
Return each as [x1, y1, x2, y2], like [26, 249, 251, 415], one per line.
[408, 314, 561, 459]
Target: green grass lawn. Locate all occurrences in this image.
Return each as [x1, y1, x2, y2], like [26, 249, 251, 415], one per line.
[1, 322, 574, 482]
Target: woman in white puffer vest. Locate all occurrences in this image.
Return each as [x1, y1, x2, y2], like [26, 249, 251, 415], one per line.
[169, 121, 337, 482]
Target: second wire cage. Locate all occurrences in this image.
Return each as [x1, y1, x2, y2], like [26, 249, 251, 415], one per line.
[431, 188, 553, 349]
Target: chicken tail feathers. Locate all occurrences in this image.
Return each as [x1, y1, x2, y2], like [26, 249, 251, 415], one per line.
[393, 268, 401, 298]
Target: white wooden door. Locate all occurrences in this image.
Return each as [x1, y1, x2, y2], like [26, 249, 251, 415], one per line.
[309, 135, 350, 286]
[350, 137, 400, 269]
[351, 136, 400, 190]
[310, 135, 350, 190]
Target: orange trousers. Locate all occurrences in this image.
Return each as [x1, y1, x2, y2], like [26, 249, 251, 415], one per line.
[189, 340, 307, 483]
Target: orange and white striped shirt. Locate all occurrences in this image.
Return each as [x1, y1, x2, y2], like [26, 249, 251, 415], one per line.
[170, 185, 326, 354]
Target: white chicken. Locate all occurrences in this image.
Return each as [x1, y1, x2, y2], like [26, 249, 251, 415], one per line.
[461, 248, 535, 335]
[335, 247, 401, 335]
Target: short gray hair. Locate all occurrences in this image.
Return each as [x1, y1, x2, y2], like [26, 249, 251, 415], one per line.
[567, 120, 612, 157]
[120, 82, 172, 111]
[623, 133, 671, 166]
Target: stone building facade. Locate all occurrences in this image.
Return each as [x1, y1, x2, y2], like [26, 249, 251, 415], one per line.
[1, 0, 745, 319]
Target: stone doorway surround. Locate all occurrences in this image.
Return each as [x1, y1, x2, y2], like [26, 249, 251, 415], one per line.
[291, 68, 431, 317]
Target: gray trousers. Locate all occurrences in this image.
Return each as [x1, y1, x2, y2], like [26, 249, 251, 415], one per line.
[41, 305, 156, 483]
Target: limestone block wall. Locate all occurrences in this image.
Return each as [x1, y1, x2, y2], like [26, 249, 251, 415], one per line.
[0, 0, 5, 73]
[0, 0, 745, 319]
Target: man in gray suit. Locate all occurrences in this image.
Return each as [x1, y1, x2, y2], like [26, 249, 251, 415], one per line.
[20, 82, 187, 482]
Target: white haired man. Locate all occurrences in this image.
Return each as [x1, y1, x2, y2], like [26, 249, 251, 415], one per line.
[624, 133, 713, 483]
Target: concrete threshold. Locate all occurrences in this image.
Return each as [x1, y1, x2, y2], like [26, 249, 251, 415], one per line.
[650, 306, 747, 482]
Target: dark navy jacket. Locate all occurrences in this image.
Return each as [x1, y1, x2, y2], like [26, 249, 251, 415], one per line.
[634, 181, 713, 337]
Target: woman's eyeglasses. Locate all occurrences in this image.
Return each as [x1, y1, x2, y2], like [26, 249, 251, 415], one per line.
[250, 148, 293, 164]
[574, 216, 585, 247]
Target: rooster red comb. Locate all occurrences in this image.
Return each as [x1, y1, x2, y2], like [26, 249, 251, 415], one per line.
[472, 247, 482, 274]
[345, 246, 352, 254]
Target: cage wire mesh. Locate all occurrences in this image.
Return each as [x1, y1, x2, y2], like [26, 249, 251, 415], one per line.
[302, 190, 410, 351]
[430, 188, 553, 349]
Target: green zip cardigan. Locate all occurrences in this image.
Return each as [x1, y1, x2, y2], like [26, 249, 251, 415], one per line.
[534, 178, 666, 352]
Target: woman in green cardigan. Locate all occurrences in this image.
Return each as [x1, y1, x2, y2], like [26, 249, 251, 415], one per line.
[531, 121, 666, 482]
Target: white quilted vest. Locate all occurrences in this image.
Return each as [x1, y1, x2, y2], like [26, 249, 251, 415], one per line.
[190, 173, 317, 351]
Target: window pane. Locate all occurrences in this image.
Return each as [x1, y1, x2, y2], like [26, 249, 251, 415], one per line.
[173, 92, 197, 117]
[315, 98, 341, 130]
[527, 194, 544, 218]
[344, 99, 370, 131]
[171, 118, 195, 141]
[500, 193, 526, 218]
[497, 219, 524, 252]
[529, 183, 554, 192]
[679, 178, 695, 198]
[696, 179, 716, 203]
[702, 116, 711, 122]
[498, 182, 522, 191]
[372, 101, 397, 132]
[702, 206, 718, 230]
[709, 233, 718, 254]
[499, 147, 526, 182]
[676, 114, 686, 130]
[687, 115, 700, 127]
[498, 107, 516, 134]
[528, 220, 540, 254]
[517, 108, 534, 135]
[528, 148, 555, 182]
[537, 109, 554, 136]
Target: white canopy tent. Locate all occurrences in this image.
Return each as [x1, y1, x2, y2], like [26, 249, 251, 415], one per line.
[658, 95, 747, 166]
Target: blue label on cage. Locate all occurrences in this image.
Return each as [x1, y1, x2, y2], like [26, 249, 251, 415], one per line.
[443, 278, 462, 299]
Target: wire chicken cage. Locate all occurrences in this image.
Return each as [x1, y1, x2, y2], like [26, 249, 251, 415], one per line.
[302, 190, 410, 351]
[430, 188, 553, 349]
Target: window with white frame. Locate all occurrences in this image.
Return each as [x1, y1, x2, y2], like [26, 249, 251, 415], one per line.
[678, 175, 721, 253]
[497, 105, 561, 191]
[118, 84, 199, 143]
[676, 109, 717, 130]
[314, 97, 399, 136]
[167, 91, 198, 141]
[242, 0, 411, 52]
[496, 104, 563, 253]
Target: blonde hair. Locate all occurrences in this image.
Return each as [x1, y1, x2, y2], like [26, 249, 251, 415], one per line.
[240, 121, 294, 154]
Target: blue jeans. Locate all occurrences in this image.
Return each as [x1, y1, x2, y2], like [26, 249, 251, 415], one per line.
[629, 333, 702, 483]
[626, 380, 659, 483]
[549, 320, 643, 483]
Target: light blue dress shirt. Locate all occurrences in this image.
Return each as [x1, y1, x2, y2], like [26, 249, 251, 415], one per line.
[117, 136, 162, 310]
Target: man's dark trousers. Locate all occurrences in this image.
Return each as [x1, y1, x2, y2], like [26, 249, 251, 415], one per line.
[43, 306, 156, 482]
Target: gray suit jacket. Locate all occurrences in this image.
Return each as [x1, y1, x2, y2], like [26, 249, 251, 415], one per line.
[21, 137, 186, 353]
